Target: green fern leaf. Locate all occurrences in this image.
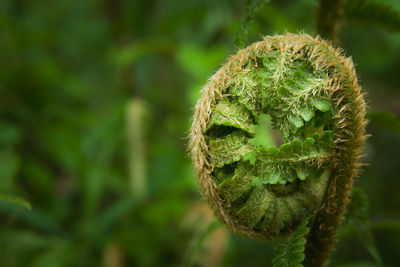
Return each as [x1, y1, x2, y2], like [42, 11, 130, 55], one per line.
[207, 98, 255, 135]
[208, 131, 253, 168]
[218, 161, 255, 203]
[272, 217, 310, 267]
[256, 131, 333, 185]
[210, 130, 333, 186]
[0, 193, 31, 210]
[231, 51, 333, 140]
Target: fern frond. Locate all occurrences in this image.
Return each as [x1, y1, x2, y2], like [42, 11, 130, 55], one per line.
[190, 34, 367, 265]
[256, 131, 333, 185]
[272, 217, 310, 267]
[232, 50, 334, 140]
[207, 98, 256, 135]
[208, 131, 253, 168]
[210, 130, 333, 192]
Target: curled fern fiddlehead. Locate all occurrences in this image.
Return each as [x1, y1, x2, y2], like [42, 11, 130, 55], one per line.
[189, 33, 366, 266]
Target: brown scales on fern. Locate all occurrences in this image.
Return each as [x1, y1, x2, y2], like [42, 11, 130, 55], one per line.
[189, 33, 367, 267]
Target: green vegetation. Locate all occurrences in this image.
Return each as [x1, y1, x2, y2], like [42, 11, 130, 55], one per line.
[205, 43, 338, 239]
[1, 0, 400, 266]
[192, 32, 366, 265]
[272, 217, 310, 267]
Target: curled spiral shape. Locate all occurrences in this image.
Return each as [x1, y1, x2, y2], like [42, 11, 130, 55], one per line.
[190, 33, 366, 265]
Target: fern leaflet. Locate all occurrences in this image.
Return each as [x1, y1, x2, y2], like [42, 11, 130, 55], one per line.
[272, 217, 310, 267]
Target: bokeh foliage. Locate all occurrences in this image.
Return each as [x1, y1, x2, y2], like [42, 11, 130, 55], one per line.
[0, 0, 399, 266]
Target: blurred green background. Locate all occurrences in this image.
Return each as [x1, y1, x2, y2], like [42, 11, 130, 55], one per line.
[0, 0, 400, 266]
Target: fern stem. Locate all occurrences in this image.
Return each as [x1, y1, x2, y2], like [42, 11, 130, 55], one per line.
[304, 170, 352, 266]
[316, 0, 344, 42]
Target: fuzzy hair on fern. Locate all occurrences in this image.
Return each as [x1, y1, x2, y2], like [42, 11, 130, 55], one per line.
[189, 33, 366, 266]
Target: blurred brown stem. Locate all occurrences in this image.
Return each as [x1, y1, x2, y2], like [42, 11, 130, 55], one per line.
[316, 0, 344, 42]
